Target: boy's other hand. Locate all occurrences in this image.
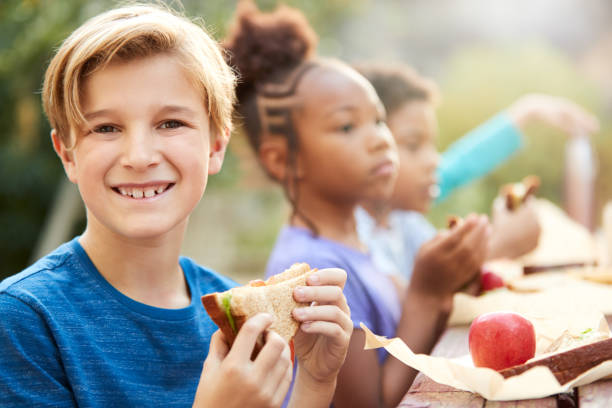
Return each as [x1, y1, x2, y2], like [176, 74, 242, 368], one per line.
[193, 314, 292, 408]
[291, 268, 352, 386]
[410, 214, 490, 304]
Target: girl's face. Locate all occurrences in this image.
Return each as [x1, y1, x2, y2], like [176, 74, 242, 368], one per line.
[386, 100, 440, 213]
[291, 64, 399, 206]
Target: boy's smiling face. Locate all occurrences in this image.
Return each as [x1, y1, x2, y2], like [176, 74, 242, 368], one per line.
[53, 53, 226, 240]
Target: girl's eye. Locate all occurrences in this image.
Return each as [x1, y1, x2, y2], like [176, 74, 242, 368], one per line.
[340, 123, 354, 133]
[159, 120, 183, 129]
[399, 139, 421, 151]
[376, 118, 386, 127]
[94, 125, 119, 133]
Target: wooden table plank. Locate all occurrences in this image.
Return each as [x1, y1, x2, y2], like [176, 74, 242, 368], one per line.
[484, 399, 557, 408]
[579, 378, 612, 407]
[399, 391, 484, 407]
[578, 316, 612, 407]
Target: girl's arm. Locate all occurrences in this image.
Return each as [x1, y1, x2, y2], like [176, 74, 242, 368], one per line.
[334, 215, 489, 408]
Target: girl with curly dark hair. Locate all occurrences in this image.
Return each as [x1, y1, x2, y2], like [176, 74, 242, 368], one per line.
[223, 2, 489, 406]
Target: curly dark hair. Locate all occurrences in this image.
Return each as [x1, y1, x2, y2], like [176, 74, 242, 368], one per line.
[354, 62, 440, 117]
[223, 0, 320, 232]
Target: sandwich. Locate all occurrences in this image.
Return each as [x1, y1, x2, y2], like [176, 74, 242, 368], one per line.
[447, 215, 464, 229]
[499, 334, 612, 384]
[202, 263, 315, 354]
[501, 175, 540, 211]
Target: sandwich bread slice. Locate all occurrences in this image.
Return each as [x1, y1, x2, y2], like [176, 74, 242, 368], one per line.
[202, 263, 315, 347]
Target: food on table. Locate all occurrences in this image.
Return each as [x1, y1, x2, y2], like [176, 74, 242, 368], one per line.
[480, 270, 505, 292]
[501, 175, 540, 211]
[499, 336, 612, 385]
[469, 311, 536, 370]
[447, 215, 464, 229]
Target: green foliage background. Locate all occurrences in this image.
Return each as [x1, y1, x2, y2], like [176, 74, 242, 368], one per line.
[0, 0, 609, 280]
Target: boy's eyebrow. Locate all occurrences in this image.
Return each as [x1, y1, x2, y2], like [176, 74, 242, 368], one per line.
[157, 105, 198, 117]
[84, 109, 115, 121]
[84, 105, 198, 121]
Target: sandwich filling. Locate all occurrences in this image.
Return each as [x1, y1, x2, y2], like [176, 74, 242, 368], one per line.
[222, 293, 237, 334]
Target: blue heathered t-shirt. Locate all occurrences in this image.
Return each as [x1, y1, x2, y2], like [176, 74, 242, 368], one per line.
[266, 226, 401, 362]
[0, 237, 236, 407]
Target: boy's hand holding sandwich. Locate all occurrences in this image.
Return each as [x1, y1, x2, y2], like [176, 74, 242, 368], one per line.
[194, 265, 351, 408]
[194, 314, 292, 407]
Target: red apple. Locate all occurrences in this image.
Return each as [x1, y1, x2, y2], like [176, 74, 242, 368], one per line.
[480, 270, 505, 292]
[469, 311, 536, 371]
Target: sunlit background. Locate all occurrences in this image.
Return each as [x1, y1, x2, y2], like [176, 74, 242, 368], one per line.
[1, 0, 611, 282]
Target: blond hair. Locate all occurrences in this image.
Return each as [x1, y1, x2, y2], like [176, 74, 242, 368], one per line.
[42, 3, 236, 149]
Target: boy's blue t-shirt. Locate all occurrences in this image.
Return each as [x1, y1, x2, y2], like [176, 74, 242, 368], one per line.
[0, 237, 236, 407]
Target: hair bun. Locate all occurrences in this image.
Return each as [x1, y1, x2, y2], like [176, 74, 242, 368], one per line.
[224, 0, 318, 95]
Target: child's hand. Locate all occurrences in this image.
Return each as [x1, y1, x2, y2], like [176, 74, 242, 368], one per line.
[193, 314, 293, 408]
[488, 196, 541, 260]
[410, 214, 490, 302]
[507, 93, 599, 135]
[291, 268, 352, 385]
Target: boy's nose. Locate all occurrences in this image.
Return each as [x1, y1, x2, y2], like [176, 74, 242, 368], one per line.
[121, 129, 161, 170]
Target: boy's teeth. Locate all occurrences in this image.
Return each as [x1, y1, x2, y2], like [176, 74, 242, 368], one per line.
[116, 184, 170, 198]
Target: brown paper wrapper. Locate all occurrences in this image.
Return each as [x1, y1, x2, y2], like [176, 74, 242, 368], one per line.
[361, 312, 612, 401]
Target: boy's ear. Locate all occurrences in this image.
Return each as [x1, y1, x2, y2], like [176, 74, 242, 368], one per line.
[208, 127, 230, 175]
[51, 130, 78, 183]
[259, 137, 290, 182]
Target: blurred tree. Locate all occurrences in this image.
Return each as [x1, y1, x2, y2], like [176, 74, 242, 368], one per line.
[429, 44, 607, 228]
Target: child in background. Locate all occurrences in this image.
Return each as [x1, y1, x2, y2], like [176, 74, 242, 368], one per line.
[224, 2, 489, 407]
[355, 62, 600, 280]
[0, 5, 352, 407]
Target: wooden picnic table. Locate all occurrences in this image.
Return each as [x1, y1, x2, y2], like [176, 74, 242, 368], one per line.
[399, 316, 612, 407]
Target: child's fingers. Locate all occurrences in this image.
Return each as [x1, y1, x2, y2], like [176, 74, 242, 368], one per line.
[440, 214, 480, 249]
[201, 330, 229, 373]
[227, 313, 273, 363]
[271, 359, 294, 407]
[294, 285, 344, 306]
[299, 320, 351, 343]
[209, 330, 230, 358]
[293, 305, 353, 333]
[307, 268, 347, 289]
[252, 331, 291, 381]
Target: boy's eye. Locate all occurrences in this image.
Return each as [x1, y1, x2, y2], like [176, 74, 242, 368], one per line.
[159, 120, 184, 129]
[94, 125, 119, 133]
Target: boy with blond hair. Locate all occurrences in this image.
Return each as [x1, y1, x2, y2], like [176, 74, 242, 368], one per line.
[0, 5, 352, 407]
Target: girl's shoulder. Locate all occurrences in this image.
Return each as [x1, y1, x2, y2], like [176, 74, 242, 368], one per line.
[265, 225, 370, 279]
